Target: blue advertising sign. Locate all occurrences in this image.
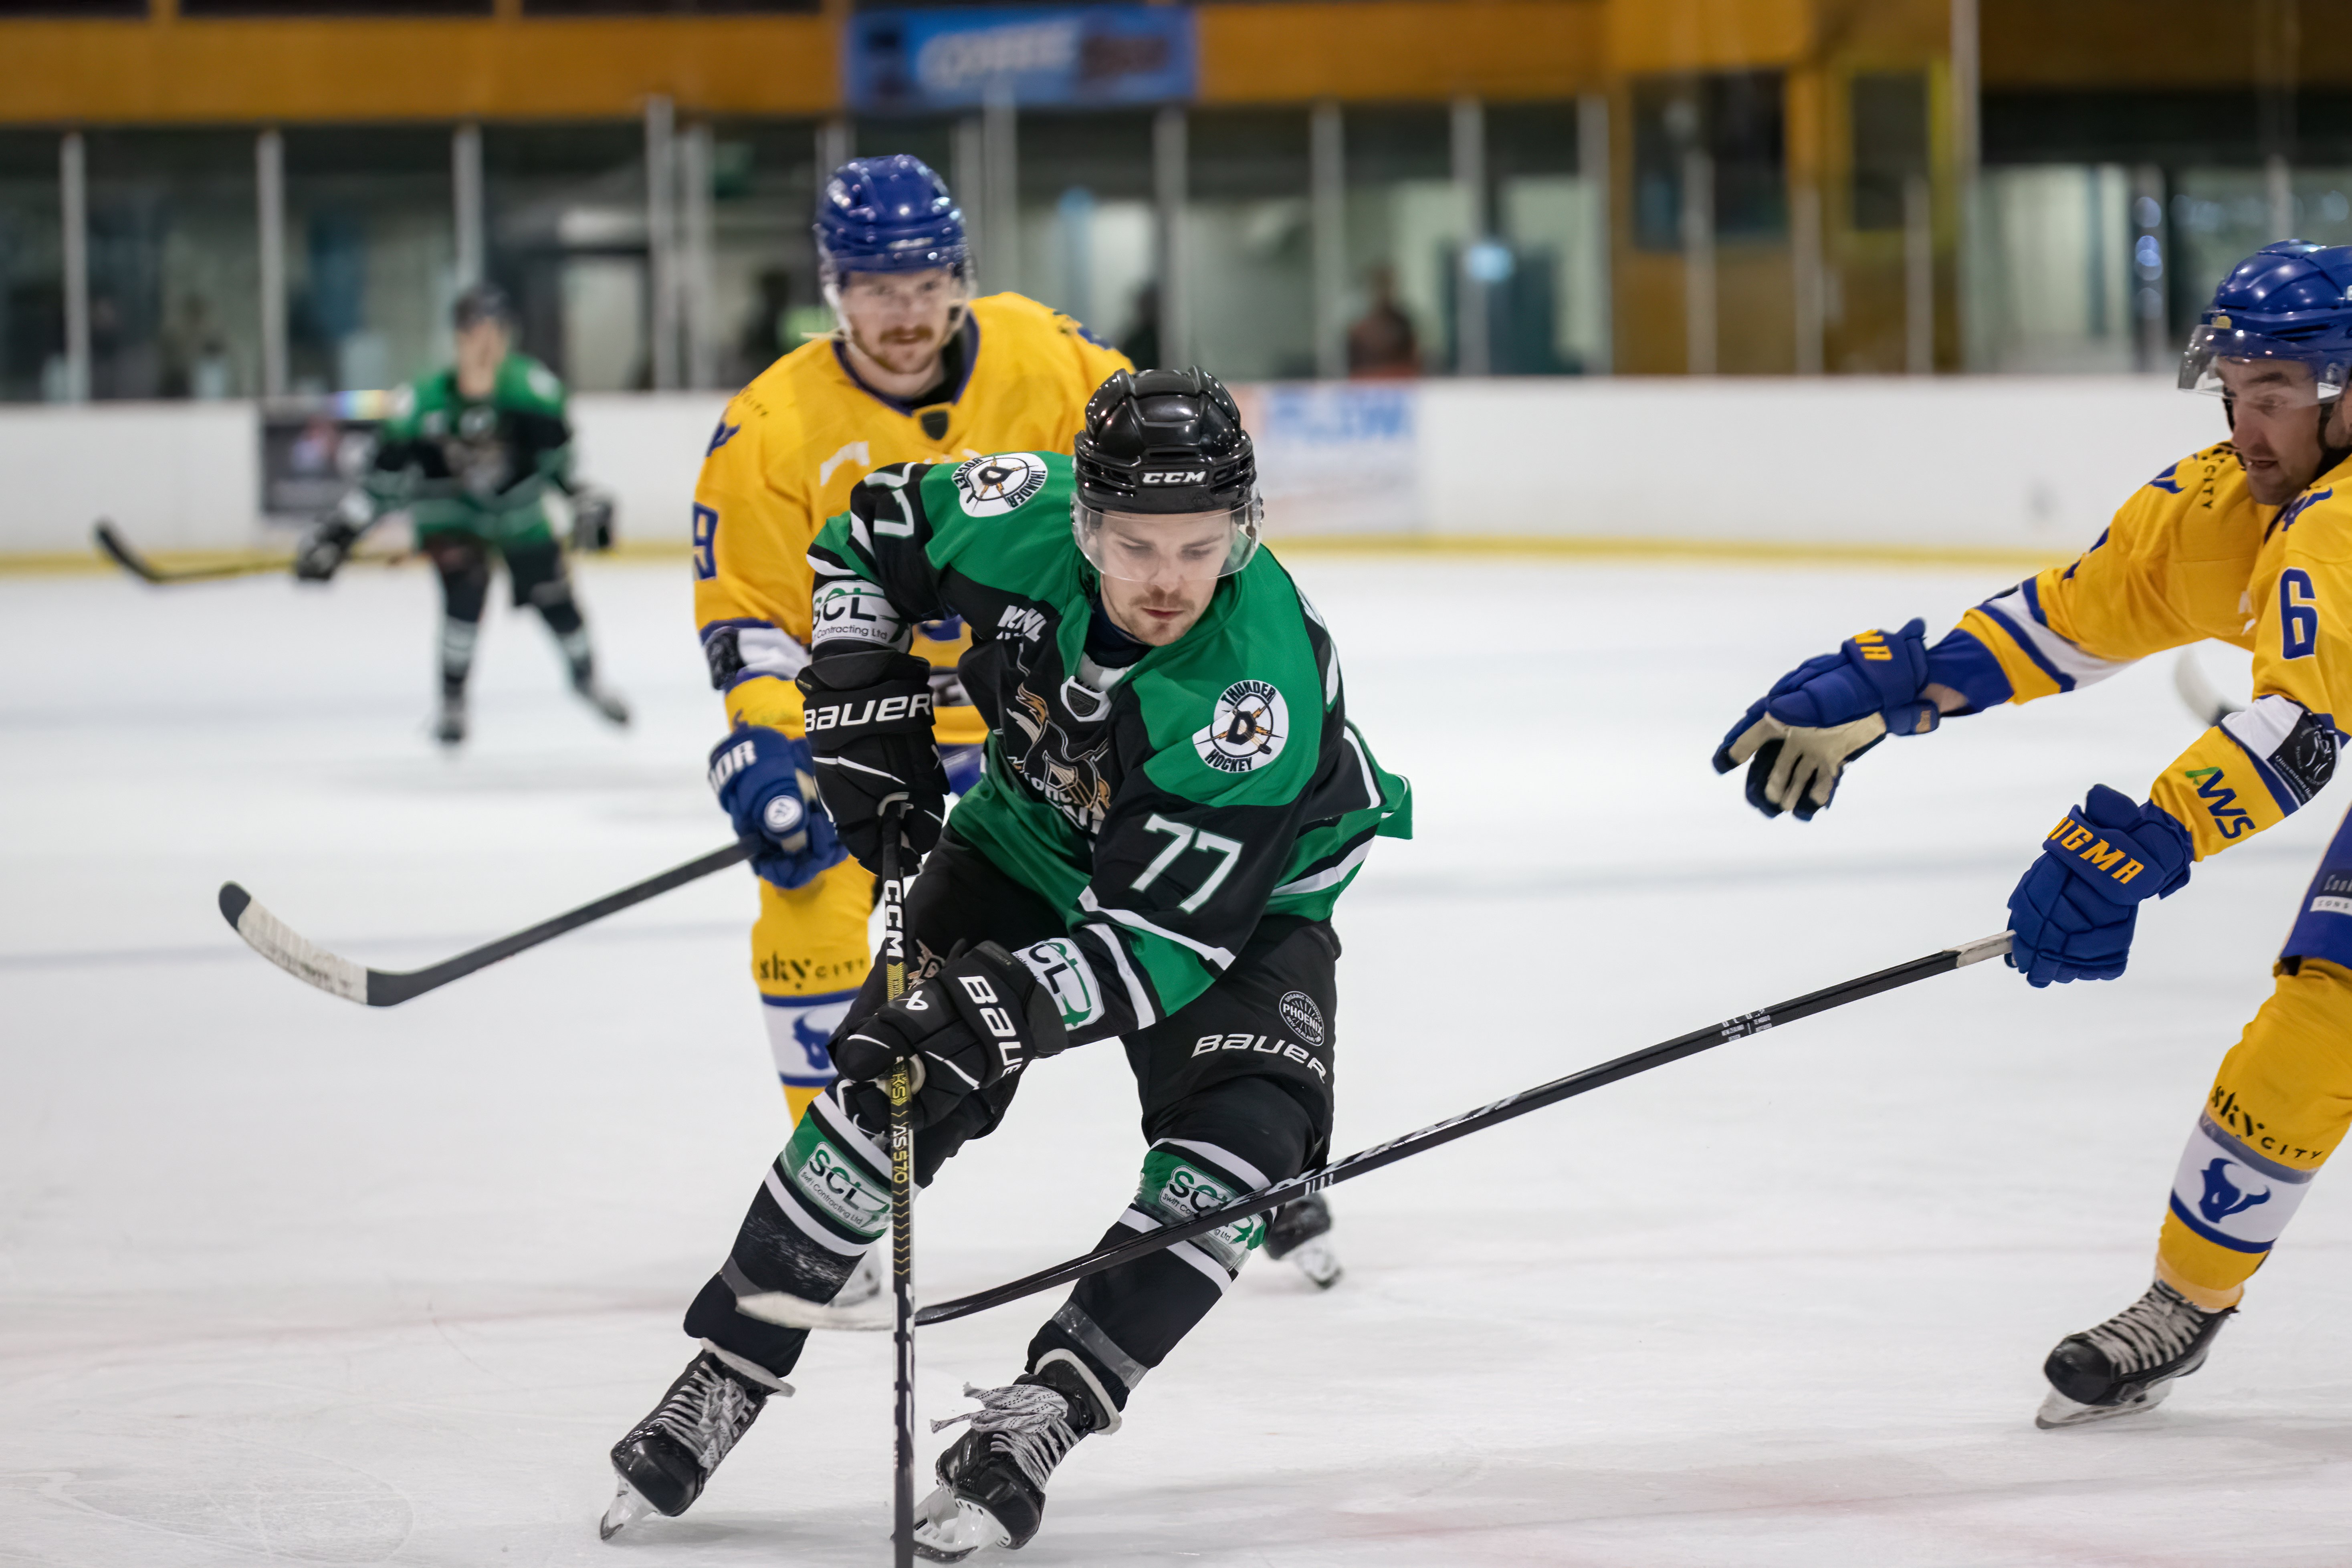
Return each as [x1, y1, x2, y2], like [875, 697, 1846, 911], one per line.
[847, 6, 1197, 114]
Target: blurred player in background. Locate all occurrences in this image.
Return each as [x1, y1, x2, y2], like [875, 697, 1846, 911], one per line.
[297, 283, 626, 746]
[693, 153, 1347, 1300]
[1712, 240, 2352, 1430]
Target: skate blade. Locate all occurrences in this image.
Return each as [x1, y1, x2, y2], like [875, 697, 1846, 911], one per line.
[1286, 1235, 1343, 1290]
[912, 1488, 1009, 1562]
[2035, 1379, 2173, 1430]
[598, 1476, 655, 1541]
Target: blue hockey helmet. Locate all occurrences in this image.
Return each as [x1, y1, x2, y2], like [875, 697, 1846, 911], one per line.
[2181, 240, 2352, 404]
[815, 155, 968, 287]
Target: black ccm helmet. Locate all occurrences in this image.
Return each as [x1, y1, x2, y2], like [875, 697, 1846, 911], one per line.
[1071, 368, 1263, 579]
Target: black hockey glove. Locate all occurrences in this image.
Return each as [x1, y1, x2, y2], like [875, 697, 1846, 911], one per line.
[797, 649, 950, 872]
[831, 942, 1068, 1133]
[569, 490, 616, 553]
[294, 518, 362, 582]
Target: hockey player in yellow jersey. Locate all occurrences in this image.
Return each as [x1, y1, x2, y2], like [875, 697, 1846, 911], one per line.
[1713, 240, 2352, 1429]
[693, 155, 1125, 1133]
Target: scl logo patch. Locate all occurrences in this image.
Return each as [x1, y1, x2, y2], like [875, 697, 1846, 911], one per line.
[1193, 680, 1287, 774]
[952, 452, 1048, 517]
[1277, 990, 1325, 1047]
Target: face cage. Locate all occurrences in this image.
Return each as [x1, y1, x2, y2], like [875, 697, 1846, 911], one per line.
[1071, 492, 1265, 581]
[2179, 323, 2349, 403]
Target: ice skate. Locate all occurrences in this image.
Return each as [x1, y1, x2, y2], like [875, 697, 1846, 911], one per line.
[913, 1357, 1108, 1561]
[573, 672, 631, 727]
[600, 1345, 787, 1538]
[2036, 1279, 2233, 1429]
[434, 690, 468, 747]
[1265, 1194, 1342, 1289]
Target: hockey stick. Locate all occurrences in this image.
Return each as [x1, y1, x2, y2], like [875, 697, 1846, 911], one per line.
[94, 520, 294, 584]
[878, 803, 919, 1568]
[218, 838, 756, 1006]
[2173, 648, 2244, 727]
[748, 930, 2013, 1334]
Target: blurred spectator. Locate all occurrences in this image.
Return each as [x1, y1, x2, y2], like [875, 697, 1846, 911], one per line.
[1346, 264, 1419, 379]
[1118, 280, 1160, 370]
[734, 267, 796, 385]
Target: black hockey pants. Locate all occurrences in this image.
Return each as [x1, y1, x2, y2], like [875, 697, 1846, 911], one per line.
[685, 828, 1341, 1415]
[424, 533, 590, 694]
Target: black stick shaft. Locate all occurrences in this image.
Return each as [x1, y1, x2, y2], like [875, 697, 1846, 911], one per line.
[880, 810, 917, 1568]
[369, 839, 757, 1003]
[96, 521, 291, 583]
[219, 839, 758, 1007]
[913, 932, 2010, 1328]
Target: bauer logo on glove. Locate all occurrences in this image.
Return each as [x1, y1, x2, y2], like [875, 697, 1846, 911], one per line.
[803, 690, 934, 734]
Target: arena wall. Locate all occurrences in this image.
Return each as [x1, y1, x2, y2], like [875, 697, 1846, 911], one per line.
[0, 378, 2227, 566]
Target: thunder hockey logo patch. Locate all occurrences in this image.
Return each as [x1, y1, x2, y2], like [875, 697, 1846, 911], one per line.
[1194, 680, 1287, 774]
[952, 452, 1048, 517]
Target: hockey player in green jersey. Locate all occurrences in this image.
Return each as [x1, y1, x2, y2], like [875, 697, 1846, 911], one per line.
[296, 283, 627, 745]
[602, 370, 1411, 1554]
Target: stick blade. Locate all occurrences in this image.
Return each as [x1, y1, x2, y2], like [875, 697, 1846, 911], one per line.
[2173, 649, 2242, 727]
[218, 882, 374, 1005]
[93, 519, 163, 583]
[735, 1289, 896, 1332]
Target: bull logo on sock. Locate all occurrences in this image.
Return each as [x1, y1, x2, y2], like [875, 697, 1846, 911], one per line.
[790, 1014, 834, 1074]
[2197, 1157, 2273, 1224]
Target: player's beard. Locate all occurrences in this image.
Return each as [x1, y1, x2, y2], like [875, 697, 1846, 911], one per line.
[848, 321, 943, 381]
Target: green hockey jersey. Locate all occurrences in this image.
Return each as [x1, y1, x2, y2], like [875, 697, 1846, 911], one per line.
[808, 451, 1411, 1043]
[362, 353, 572, 544]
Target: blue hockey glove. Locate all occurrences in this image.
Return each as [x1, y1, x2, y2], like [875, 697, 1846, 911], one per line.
[708, 724, 845, 891]
[2006, 785, 2193, 987]
[1714, 619, 1940, 820]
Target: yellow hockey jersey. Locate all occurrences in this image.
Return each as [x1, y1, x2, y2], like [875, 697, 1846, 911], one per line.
[1948, 440, 2351, 859]
[691, 291, 1132, 741]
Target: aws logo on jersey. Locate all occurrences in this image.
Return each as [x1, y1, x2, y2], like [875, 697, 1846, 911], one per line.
[952, 452, 1048, 517]
[1194, 680, 1288, 773]
[2184, 766, 2255, 839]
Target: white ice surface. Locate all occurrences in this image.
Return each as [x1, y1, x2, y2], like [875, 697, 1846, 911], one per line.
[3, 557, 2346, 1566]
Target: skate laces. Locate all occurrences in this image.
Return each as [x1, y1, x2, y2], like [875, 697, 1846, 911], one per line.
[2079, 1283, 2212, 1374]
[933, 1382, 1081, 1491]
[649, 1358, 763, 1470]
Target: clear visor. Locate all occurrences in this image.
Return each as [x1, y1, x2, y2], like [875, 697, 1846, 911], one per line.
[2180, 323, 2347, 408]
[1072, 495, 1264, 582]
